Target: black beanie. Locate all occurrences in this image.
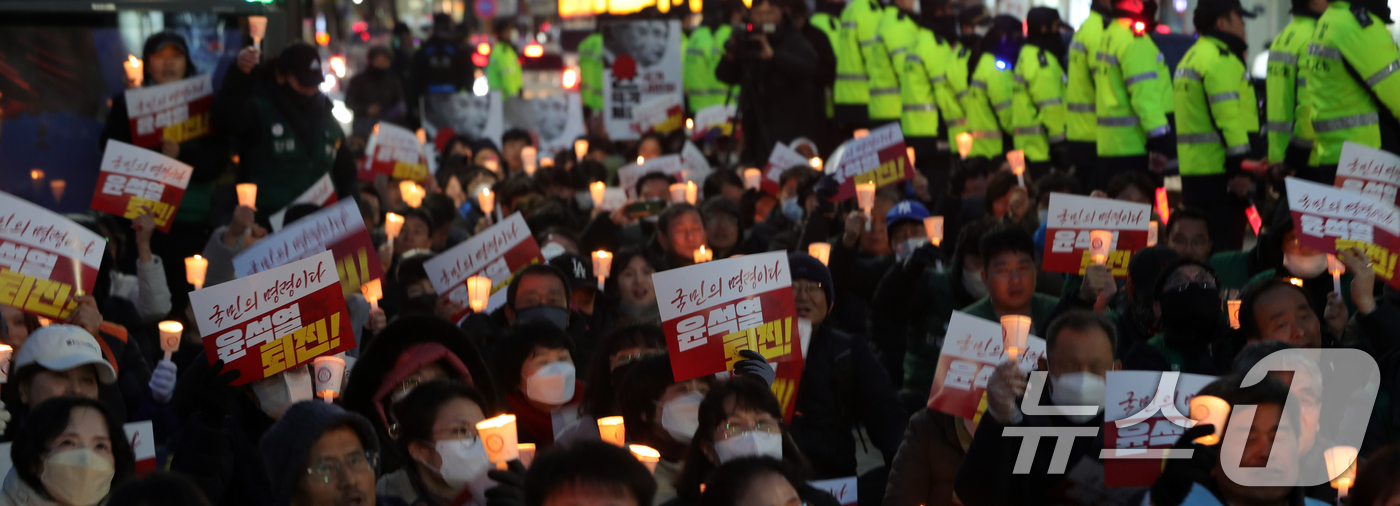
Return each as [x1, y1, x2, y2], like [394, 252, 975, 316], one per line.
[788, 252, 835, 303]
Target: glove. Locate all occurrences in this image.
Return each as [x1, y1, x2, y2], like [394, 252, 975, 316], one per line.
[733, 349, 776, 386]
[0, 400, 10, 434]
[196, 360, 242, 425]
[1149, 424, 1218, 506]
[484, 460, 527, 506]
[149, 360, 178, 403]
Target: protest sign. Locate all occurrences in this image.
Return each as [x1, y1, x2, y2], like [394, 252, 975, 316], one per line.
[0, 191, 106, 320]
[927, 311, 1045, 420]
[1042, 192, 1152, 277]
[616, 154, 686, 199]
[762, 142, 813, 195]
[1335, 141, 1400, 205]
[827, 123, 910, 201]
[0, 420, 157, 481]
[603, 19, 684, 140]
[361, 122, 428, 182]
[189, 251, 354, 386]
[809, 477, 857, 506]
[90, 140, 193, 232]
[1286, 177, 1400, 289]
[651, 251, 803, 420]
[233, 199, 382, 296]
[269, 173, 339, 232]
[681, 141, 713, 185]
[124, 74, 214, 148]
[692, 104, 737, 139]
[424, 212, 544, 322]
[1101, 370, 1216, 487]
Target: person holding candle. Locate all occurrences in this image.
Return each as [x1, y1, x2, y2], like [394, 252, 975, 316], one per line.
[699, 198, 754, 260]
[654, 204, 708, 271]
[259, 401, 391, 506]
[616, 355, 716, 502]
[377, 380, 502, 506]
[1121, 259, 1233, 375]
[578, 324, 667, 423]
[525, 440, 656, 506]
[492, 322, 583, 449]
[199, 201, 268, 287]
[702, 171, 747, 207]
[590, 247, 664, 333]
[1231, 341, 1344, 500]
[389, 206, 436, 260]
[960, 225, 1061, 335]
[1349, 444, 1400, 506]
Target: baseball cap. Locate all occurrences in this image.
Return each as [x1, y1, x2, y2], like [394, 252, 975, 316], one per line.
[549, 253, 596, 292]
[1196, 0, 1256, 19]
[15, 324, 117, 384]
[886, 200, 930, 228]
[278, 43, 325, 88]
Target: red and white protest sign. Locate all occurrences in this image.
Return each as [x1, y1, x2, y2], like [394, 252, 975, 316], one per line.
[125, 74, 214, 148]
[0, 191, 106, 320]
[809, 477, 857, 506]
[125, 420, 157, 476]
[424, 212, 544, 322]
[233, 199, 382, 296]
[1287, 177, 1400, 289]
[927, 311, 1045, 420]
[761, 142, 812, 195]
[1335, 141, 1400, 205]
[681, 141, 712, 185]
[1042, 192, 1152, 277]
[652, 251, 804, 421]
[90, 140, 193, 232]
[617, 154, 685, 199]
[828, 123, 910, 201]
[625, 93, 685, 137]
[692, 104, 736, 139]
[269, 173, 339, 232]
[190, 251, 354, 386]
[1101, 370, 1215, 487]
[361, 122, 428, 182]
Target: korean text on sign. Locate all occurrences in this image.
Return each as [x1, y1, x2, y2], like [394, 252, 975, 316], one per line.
[424, 212, 544, 322]
[0, 191, 106, 320]
[927, 311, 1045, 420]
[602, 19, 684, 141]
[269, 173, 339, 232]
[124, 74, 214, 148]
[233, 199, 382, 296]
[1336, 141, 1400, 205]
[1042, 192, 1152, 277]
[189, 251, 354, 386]
[1286, 177, 1400, 289]
[616, 154, 686, 199]
[761, 142, 812, 195]
[1100, 370, 1216, 487]
[361, 122, 428, 182]
[91, 140, 193, 232]
[828, 123, 911, 201]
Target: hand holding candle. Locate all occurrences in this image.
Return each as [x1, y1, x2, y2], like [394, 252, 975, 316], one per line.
[593, 251, 612, 290]
[1328, 254, 1344, 295]
[313, 355, 346, 402]
[1088, 230, 1112, 265]
[248, 16, 268, 51]
[236, 183, 258, 209]
[1001, 315, 1031, 362]
[856, 182, 876, 231]
[1325, 446, 1359, 497]
[384, 213, 405, 249]
[185, 255, 208, 290]
[158, 321, 183, 361]
[924, 216, 944, 247]
[361, 279, 383, 309]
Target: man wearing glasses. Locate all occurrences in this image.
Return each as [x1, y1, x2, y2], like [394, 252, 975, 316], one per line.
[262, 401, 385, 506]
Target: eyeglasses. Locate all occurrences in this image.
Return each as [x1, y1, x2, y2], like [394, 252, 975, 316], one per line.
[719, 421, 782, 440]
[610, 350, 665, 371]
[792, 281, 824, 297]
[306, 451, 379, 484]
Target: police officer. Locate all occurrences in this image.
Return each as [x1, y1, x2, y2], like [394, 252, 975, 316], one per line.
[578, 16, 607, 114]
[487, 18, 523, 97]
[809, 0, 844, 120]
[1093, 0, 1174, 187]
[963, 15, 1022, 158]
[1303, 0, 1400, 184]
[944, 6, 991, 157]
[1267, 0, 1328, 175]
[1012, 7, 1067, 180]
[1065, 0, 1112, 189]
[869, 0, 917, 127]
[1173, 0, 1260, 251]
[835, 0, 881, 130]
[900, 0, 961, 200]
[685, 1, 744, 114]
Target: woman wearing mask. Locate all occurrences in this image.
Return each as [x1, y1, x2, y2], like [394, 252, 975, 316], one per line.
[378, 381, 496, 506]
[578, 325, 667, 421]
[591, 247, 664, 332]
[494, 322, 583, 448]
[1122, 259, 1233, 375]
[665, 378, 835, 506]
[3, 396, 134, 506]
[618, 356, 714, 503]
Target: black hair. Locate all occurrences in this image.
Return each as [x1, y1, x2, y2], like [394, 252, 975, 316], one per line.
[282, 203, 323, 227]
[674, 378, 810, 502]
[777, 166, 820, 204]
[1193, 6, 1233, 34]
[1105, 171, 1158, 202]
[635, 172, 677, 198]
[1351, 444, 1400, 506]
[977, 224, 1036, 266]
[699, 457, 805, 506]
[494, 176, 543, 212]
[524, 440, 657, 506]
[435, 154, 474, 191]
[391, 204, 436, 233]
[700, 195, 742, 222]
[658, 203, 702, 238]
[580, 325, 668, 418]
[1195, 373, 1300, 436]
[1045, 310, 1119, 357]
[1237, 277, 1311, 340]
[506, 264, 572, 310]
[502, 128, 534, 147]
[106, 471, 212, 506]
[703, 170, 744, 201]
[1034, 173, 1080, 198]
[390, 380, 490, 498]
[533, 166, 573, 191]
[949, 158, 991, 196]
[636, 132, 667, 157]
[14, 397, 135, 501]
[947, 217, 997, 305]
[984, 170, 1021, 215]
[602, 245, 665, 298]
[493, 321, 577, 392]
[422, 193, 457, 233]
[1151, 257, 1220, 297]
[615, 354, 679, 435]
[1162, 207, 1211, 243]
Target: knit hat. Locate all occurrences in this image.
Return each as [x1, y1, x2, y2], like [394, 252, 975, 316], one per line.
[260, 401, 380, 506]
[788, 252, 834, 303]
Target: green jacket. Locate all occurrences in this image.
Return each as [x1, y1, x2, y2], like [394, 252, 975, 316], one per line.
[962, 53, 1012, 157]
[1067, 9, 1108, 144]
[900, 29, 958, 138]
[685, 25, 736, 112]
[1266, 15, 1318, 166]
[1093, 19, 1173, 157]
[836, 0, 880, 106]
[579, 33, 604, 110]
[869, 6, 915, 120]
[1302, 2, 1400, 165]
[945, 45, 972, 138]
[244, 97, 346, 213]
[1013, 45, 1066, 162]
[487, 43, 522, 97]
[1173, 35, 1260, 177]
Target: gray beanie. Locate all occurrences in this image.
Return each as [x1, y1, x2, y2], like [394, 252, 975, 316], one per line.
[260, 401, 380, 505]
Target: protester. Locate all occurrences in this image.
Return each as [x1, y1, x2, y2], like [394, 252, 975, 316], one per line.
[377, 380, 495, 505]
[578, 324, 666, 421]
[617, 355, 713, 502]
[346, 46, 407, 151]
[1, 324, 130, 442]
[107, 472, 214, 506]
[1122, 258, 1232, 374]
[524, 440, 656, 506]
[259, 401, 386, 506]
[493, 322, 583, 448]
[699, 457, 818, 506]
[2, 396, 135, 506]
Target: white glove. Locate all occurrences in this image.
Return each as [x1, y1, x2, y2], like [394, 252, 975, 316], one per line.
[149, 359, 178, 403]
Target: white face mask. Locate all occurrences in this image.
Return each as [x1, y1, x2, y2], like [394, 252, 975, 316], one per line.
[1049, 372, 1107, 424]
[250, 367, 314, 419]
[661, 391, 704, 443]
[713, 431, 783, 463]
[962, 269, 988, 298]
[895, 237, 930, 263]
[41, 448, 114, 506]
[525, 362, 576, 405]
[433, 438, 495, 504]
[1283, 251, 1328, 278]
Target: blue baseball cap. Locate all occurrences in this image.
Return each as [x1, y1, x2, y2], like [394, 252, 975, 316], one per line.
[886, 200, 930, 228]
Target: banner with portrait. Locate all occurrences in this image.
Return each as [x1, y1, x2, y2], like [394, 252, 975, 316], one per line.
[504, 93, 586, 158]
[421, 91, 505, 168]
[602, 19, 684, 140]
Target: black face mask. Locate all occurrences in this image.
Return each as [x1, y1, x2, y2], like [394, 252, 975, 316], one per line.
[927, 15, 958, 41]
[1158, 283, 1223, 346]
[404, 294, 439, 314]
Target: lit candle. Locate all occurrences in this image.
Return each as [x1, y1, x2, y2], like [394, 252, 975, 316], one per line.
[248, 15, 268, 51]
[475, 415, 520, 469]
[312, 355, 346, 402]
[399, 181, 424, 208]
[484, 158, 500, 174]
[123, 55, 143, 87]
[1289, 277, 1304, 287]
[518, 443, 537, 468]
[693, 245, 713, 264]
[743, 168, 762, 190]
[540, 157, 554, 168]
[853, 129, 869, 139]
[1328, 254, 1344, 295]
[686, 181, 697, 205]
[685, 118, 695, 137]
[670, 183, 687, 204]
[575, 139, 590, 158]
[630, 445, 661, 473]
[597, 416, 626, 446]
[0, 344, 12, 383]
[810, 157, 823, 170]
[924, 216, 944, 247]
[593, 250, 612, 290]
[415, 128, 427, 144]
[1228, 299, 1242, 329]
[1188, 395, 1230, 445]
[361, 279, 383, 309]
[1147, 221, 1159, 247]
[637, 156, 645, 165]
[384, 213, 405, 249]
[1001, 315, 1031, 361]
[185, 255, 208, 290]
[158, 321, 183, 362]
[590, 181, 607, 209]
[856, 182, 876, 232]
[1324, 446, 1359, 497]
[1007, 150, 1026, 187]
[1089, 230, 1112, 266]
[956, 133, 973, 160]
[478, 187, 495, 217]
[906, 147, 916, 166]
[467, 276, 492, 313]
[807, 242, 831, 266]
[522, 146, 538, 176]
[50, 180, 66, 203]
[236, 183, 258, 209]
